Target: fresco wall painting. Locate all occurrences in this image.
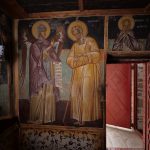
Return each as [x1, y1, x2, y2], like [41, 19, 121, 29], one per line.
[18, 16, 106, 129]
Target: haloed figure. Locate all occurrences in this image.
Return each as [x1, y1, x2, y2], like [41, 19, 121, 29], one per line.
[67, 20, 102, 126]
[29, 21, 55, 123]
[112, 16, 141, 51]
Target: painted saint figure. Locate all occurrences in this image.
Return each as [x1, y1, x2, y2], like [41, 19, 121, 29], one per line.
[112, 16, 141, 51]
[67, 20, 102, 126]
[29, 21, 56, 123]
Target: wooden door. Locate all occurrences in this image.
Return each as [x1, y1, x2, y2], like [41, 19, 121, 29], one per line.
[106, 64, 131, 128]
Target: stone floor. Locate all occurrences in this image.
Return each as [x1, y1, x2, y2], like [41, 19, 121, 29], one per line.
[106, 125, 144, 149]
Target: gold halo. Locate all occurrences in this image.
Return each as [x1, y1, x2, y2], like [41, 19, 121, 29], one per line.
[31, 20, 51, 39]
[67, 20, 88, 41]
[118, 16, 135, 30]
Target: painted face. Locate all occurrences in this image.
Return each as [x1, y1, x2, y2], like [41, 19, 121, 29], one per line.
[122, 20, 131, 31]
[72, 26, 83, 41]
[37, 24, 47, 39]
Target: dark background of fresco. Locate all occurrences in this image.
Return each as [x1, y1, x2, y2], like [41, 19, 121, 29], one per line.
[108, 15, 150, 50]
[108, 15, 150, 39]
[18, 16, 104, 49]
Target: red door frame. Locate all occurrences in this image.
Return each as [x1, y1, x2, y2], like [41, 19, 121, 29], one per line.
[143, 62, 150, 150]
[131, 63, 137, 129]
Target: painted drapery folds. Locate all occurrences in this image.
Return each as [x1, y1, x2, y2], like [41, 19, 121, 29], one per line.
[18, 16, 105, 128]
[108, 15, 150, 51]
[67, 20, 103, 126]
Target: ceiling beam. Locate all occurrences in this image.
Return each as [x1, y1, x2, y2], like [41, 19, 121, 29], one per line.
[107, 51, 150, 59]
[0, 0, 28, 19]
[28, 8, 150, 19]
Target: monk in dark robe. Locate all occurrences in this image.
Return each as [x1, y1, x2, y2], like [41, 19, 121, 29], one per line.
[112, 16, 141, 51]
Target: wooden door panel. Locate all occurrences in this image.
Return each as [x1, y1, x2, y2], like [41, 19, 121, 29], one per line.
[106, 64, 131, 128]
